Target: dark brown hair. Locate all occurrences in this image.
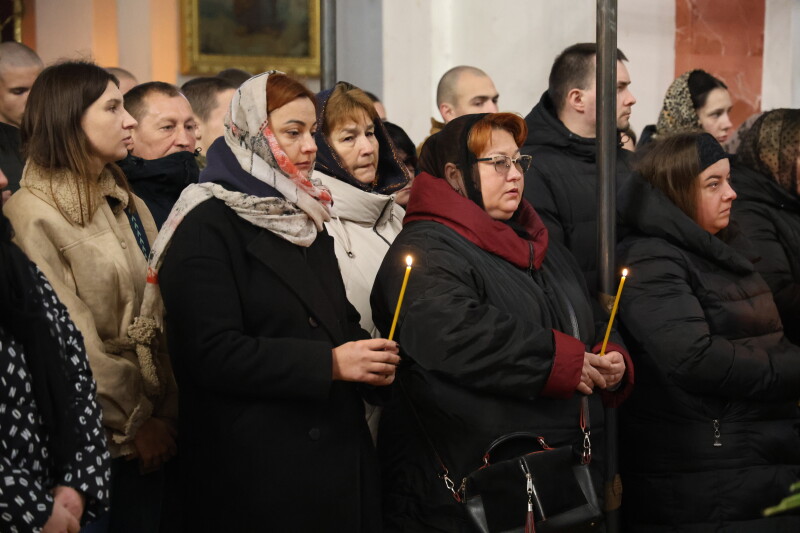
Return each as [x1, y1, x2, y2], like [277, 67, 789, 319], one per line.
[22, 61, 133, 224]
[635, 132, 702, 221]
[123, 81, 182, 122]
[548, 42, 628, 113]
[266, 73, 317, 115]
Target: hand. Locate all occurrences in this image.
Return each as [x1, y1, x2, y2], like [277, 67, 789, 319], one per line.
[1, 190, 10, 206]
[132, 417, 177, 472]
[42, 500, 80, 533]
[53, 486, 84, 522]
[596, 350, 625, 390]
[332, 339, 400, 386]
[577, 352, 609, 395]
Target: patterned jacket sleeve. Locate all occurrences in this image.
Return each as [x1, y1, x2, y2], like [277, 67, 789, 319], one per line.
[0, 457, 54, 532]
[33, 267, 111, 524]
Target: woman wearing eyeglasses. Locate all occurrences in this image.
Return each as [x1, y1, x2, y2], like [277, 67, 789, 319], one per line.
[370, 113, 633, 532]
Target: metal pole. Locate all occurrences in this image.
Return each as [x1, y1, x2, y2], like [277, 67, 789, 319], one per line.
[320, 0, 337, 89]
[597, 1, 621, 532]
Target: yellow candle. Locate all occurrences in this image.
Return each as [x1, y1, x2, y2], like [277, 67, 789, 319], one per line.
[600, 268, 628, 356]
[388, 255, 413, 341]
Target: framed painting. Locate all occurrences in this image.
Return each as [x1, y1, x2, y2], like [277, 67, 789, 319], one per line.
[181, 0, 320, 77]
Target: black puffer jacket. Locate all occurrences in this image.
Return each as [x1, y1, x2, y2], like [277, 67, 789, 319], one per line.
[371, 173, 632, 532]
[521, 92, 633, 293]
[731, 164, 800, 345]
[617, 175, 800, 532]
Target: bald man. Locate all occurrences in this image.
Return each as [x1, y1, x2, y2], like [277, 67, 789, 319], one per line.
[436, 65, 499, 123]
[0, 42, 42, 193]
[106, 67, 139, 95]
[0, 41, 42, 128]
[418, 66, 499, 153]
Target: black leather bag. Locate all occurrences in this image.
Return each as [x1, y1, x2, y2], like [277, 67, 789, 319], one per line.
[462, 432, 602, 533]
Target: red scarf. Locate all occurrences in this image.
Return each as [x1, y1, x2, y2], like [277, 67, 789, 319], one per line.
[403, 172, 549, 270]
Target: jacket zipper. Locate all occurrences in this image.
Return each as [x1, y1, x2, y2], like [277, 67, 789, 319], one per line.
[712, 419, 722, 447]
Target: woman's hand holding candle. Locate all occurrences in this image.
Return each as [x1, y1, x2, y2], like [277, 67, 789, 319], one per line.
[599, 269, 628, 356]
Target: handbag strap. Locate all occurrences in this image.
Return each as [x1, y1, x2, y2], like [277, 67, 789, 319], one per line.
[124, 208, 151, 259]
[108, 198, 152, 259]
[398, 376, 464, 502]
[398, 373, 592, 502]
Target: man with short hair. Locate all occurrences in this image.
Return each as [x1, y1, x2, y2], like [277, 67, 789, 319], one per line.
[436, 65, 499, 124]
[0, 41, 42, 193]
[118, 81, 200, 228]
[181, 76, 236, 168]
[420, 65, 499, 151]
[521, 42, 636, 293]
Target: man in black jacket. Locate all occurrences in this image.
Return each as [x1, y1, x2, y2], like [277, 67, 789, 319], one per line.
[522, 43, 636, 293]
[118, 81, 200, 228]
[0, 42, 42, 193]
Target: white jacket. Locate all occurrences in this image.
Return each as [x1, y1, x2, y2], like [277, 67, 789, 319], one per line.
[318, 171, 404, 337]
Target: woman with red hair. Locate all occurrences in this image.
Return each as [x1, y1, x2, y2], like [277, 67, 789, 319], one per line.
[371, 113, 632, 532]
[150, 71, 399, 531]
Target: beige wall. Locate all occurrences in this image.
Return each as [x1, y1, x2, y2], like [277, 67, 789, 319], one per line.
[35, 0, 178, 84]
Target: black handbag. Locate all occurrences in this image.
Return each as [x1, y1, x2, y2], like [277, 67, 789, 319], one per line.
[401, 374, 601, 533]
[462, 427, 602, 533]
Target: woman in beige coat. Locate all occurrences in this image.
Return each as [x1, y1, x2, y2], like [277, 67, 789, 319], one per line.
[3, 61, 177, 533]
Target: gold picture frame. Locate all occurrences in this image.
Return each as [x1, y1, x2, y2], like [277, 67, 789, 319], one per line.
[181, 0, 320, 78]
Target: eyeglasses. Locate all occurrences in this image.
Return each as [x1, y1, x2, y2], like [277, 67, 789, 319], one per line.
[476, 154, 532, 174]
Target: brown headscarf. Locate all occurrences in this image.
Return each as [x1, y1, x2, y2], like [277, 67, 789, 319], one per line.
[736, 108, 800, 196]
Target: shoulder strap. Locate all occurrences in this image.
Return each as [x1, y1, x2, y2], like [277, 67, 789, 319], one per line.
[124, 207, 151, 259]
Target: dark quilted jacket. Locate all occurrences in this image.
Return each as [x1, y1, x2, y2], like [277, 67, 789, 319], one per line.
[616, 175, 800, 532]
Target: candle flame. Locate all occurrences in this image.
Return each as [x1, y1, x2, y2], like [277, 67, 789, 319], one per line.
[406, 255, 413, 267]
[622, 268, 629, 277]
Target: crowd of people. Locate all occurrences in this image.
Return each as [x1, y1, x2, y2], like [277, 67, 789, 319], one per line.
[0, 36, 799, 533]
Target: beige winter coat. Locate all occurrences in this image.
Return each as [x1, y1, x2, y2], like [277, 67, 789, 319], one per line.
[4, 163, 177, 458]
[318, 171, 404, 337]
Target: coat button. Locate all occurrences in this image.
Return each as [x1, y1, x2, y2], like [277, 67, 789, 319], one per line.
[120, 241, 127, 249]
[308, 316, 318, 327]
[308, 428, 320, 440]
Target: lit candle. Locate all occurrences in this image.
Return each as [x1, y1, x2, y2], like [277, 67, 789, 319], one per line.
[388, 255, 413, 341]
[600, 268, 628, 356]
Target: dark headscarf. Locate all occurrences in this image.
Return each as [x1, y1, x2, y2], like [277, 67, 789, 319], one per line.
[314, 82, 409, 195]
[419, 113, 488, 209]
[0, 211, 78, 468]
[737, 109, 800, 196]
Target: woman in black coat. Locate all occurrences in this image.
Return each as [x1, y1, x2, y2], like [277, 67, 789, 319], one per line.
[152, 71, 399, 532]
[732, 109, 800, 345]
[617, 132, 800, 532]
[0, 207, 110, 532]
[370, 113, 632, 532]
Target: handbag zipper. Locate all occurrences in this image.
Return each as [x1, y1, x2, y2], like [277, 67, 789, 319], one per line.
[712, 419, 722, 447]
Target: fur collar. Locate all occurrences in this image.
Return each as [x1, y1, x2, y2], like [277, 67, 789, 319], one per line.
[20, 163, 129, 226]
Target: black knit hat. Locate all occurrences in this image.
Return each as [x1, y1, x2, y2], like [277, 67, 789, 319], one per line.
[695, 132, 730, 171]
